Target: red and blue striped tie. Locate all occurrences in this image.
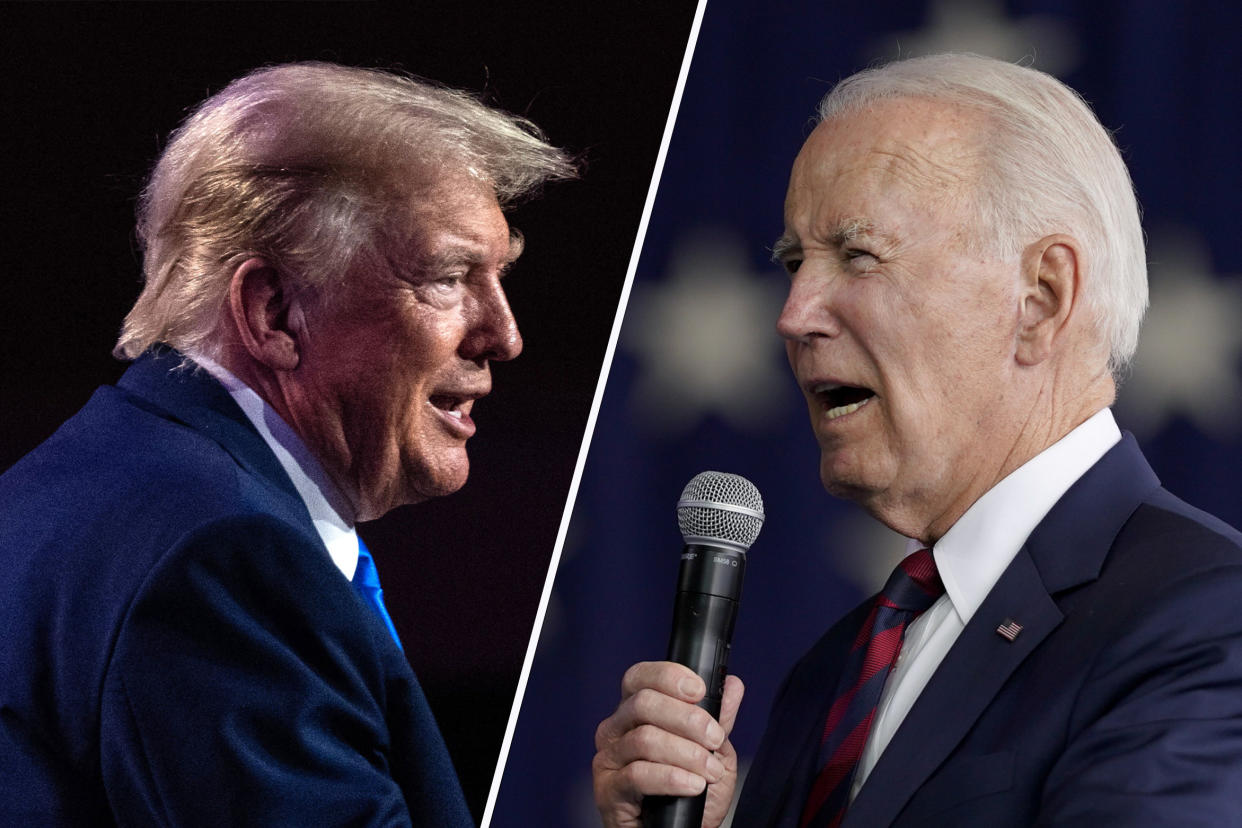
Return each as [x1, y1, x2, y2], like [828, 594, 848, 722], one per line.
[799, 548, 944, 828]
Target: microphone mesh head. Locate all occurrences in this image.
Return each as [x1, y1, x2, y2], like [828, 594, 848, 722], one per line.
[676, 471, 765, 552]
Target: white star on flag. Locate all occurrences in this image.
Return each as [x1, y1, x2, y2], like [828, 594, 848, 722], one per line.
[870, 0, 1080, 76]
[624, 230, 790, 433]
[1117, 228, 1242, 439]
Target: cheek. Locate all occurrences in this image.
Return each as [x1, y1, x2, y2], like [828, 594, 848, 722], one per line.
[385, 317, 459, 377]
[412, 309, 467, 357]
[867, 317, 967, 443]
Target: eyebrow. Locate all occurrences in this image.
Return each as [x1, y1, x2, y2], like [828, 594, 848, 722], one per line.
[507, 228, 525, 263]
[831, 217, 877, 245]
[770, 234, 800, 263]
[411, 228, 525, 275]
[771, 217, 883, 263]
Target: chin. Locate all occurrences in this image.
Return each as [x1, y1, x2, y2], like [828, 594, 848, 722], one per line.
[358, 454, 470, 519]
[408, 451, 471, 501]
[819, 456, 897, 519]
[821, 475, 872, 505]
[819, 450, 870, 497]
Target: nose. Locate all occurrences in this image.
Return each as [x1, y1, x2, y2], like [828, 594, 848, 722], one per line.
[461, 280, 523, 363]
[776, 267, 839, 344]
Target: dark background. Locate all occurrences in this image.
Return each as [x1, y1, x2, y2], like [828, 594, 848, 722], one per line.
[495, 0, 1242, 825]
[0, 1, 697, 820]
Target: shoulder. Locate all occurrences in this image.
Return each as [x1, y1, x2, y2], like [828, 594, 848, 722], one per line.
[2, 373, 312, 571]
[1033, 491, 1242, 822]
[1122, 487, 1242, 557]
[1079, 486, 1242, 624]
[0, 389, 358, 820]
[0, 373, 331, 692]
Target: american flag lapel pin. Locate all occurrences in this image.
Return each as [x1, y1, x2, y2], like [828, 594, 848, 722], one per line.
[996, 618, 1023, 642]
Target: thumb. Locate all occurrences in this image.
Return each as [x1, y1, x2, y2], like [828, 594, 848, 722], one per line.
[718, 675, 745, 736]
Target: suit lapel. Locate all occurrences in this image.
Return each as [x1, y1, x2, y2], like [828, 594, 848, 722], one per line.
[844, 550, 1061, 827]
[844, 433, 1161, 826]
[751, 603, 874, 828]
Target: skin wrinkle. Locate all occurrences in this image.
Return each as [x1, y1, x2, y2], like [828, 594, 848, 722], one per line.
[777, 97, 1114, 544]
[869, 145, 972, 203]
[401, 226, 525, 280]
[221, 170, 522, 522]
[594, 70, 1153, 828]
[836, 97, 1007, 258]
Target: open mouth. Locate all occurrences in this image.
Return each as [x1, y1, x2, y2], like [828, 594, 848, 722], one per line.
[429, 394, 467, 419]
[813, 383, 876, 421]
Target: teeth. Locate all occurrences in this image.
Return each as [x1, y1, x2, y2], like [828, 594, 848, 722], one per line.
[812, 382, 841, 394]
[826, 397, 870, 420]
[428, 397, 465, 418]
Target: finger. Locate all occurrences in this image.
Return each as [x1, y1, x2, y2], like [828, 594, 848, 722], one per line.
[713, 733, 738, 778]
[620, 661, 706, 703]
[718, 674, 745, 736]
[604, 724, 728, 784]
[702, 757, 739, 828]
[596, 686, 726, 751]
[597, 757, 709, 801]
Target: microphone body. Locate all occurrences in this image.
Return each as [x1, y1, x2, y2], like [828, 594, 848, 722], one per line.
[642, 472, 764, 828]
[667, 543, 746, 719]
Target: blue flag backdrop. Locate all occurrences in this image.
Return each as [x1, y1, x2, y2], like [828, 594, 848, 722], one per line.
[494, 1, 1242, 825]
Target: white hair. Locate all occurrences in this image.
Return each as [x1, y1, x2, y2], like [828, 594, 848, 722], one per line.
[115, 61, 577, 360]
[817, 53, 1147, 378]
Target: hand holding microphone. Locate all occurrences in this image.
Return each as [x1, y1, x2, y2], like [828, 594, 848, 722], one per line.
[593, 473, 764, 828]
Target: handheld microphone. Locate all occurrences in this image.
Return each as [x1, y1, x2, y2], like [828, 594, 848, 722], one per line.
[642, 471, 765, 828]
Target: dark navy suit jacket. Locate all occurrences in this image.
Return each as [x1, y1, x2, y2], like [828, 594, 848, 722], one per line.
[0, 350, 472, 826]
[735, 433, 1242, 827]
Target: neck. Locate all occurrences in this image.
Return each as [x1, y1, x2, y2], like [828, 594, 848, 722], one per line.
[212, 343, 367, 521]
[919, 369, 1115, 544]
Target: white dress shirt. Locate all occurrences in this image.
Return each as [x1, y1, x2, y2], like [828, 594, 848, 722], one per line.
[851, 407, 1122, 798]
[189, 355, 361, 581]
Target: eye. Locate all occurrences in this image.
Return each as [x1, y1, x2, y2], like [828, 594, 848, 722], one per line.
[434, 273, 465, 290]
[843, 247, 879, 271]
[781, 257, 803, 276]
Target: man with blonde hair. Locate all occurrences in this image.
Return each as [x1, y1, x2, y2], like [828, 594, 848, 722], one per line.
[593, 53, 1242, 826]
[0, 62, 573, 825]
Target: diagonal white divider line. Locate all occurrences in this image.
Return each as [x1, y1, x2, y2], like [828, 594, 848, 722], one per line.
[480, 1, 713, 823]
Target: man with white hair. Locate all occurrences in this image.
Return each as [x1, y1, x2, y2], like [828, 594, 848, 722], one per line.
[0, 62, 573, 825]
[593, 53, 1242, 826]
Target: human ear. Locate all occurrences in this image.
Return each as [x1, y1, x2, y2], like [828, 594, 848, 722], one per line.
[225, 257, 301, 371]
[1015, 234, 1081, 366]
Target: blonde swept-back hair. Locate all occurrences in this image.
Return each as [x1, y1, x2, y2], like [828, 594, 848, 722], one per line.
[115, 61, 577, 360]
[818, 53, 1147, 378]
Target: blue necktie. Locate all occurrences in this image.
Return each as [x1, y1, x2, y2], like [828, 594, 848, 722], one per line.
[352, 537, 404, 651]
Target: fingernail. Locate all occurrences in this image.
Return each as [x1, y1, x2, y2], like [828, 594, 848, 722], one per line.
[705, 720, 725, 748]
[706, 753, 726, 781]
[678, 676, 701, 698]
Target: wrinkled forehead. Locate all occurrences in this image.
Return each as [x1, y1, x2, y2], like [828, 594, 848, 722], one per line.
[409, 168, 510, 233]
[787, 98, 986, 214]
[363, 167, 517, 278]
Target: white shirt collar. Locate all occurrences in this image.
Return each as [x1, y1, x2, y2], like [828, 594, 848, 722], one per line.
[913, 408, 1122, 627]
[188, 354, 360, 581]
